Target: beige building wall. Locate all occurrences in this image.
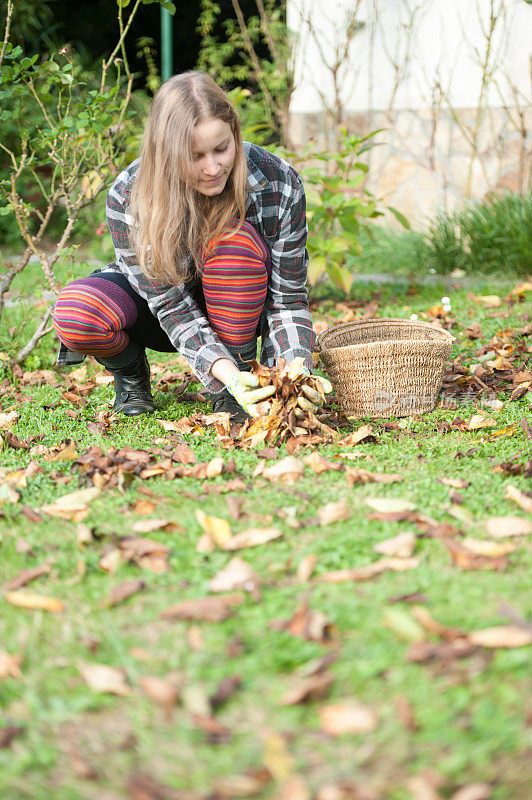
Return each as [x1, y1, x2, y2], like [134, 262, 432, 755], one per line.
[287, 0, 531, 227]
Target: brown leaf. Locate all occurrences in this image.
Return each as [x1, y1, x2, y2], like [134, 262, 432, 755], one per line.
[139, 675, 180, 712]
[105, 579, 146, 608]
[317, 557, 420, 583]
[304, 452, 342, 474]
[0, 725, 24, 749]
[345, 467, 403, 485]
[483, 516, 532, 538]
[223, 527, 282, 550]
[191, 713, 231, 743]
[297, 554, 317, 582]
[131, 498, 158, 515]
[280, 671, 334, 705]
[127, 771, 195, 800]
[170, 443, 196, 464]
[159, 594, 245, 622]
[270, 595, 336, 643]
[213, 768, 272, 798]
[394, 694, 419, 732]
[410, 606, 462, 639]
[226, 495, 245, 521]
[45, 438, 78, 461]
[3, 562, 51, 591]
[317, 500, 350, 526]
[210, 674, 242, 709]
[119, 536, 171, 573]
[79, 662, 132, 695]
[504, 484, 532, 513]
[4, 591, 64, 612]
[460, 538, 516, 557]
[467, 625, 532, 648]
[0, 650, 23, 680]
[337, 424, 376, 446]
[319, 703, 378, 736]
[449, 784, 492, 800]
[373, 532, 416, 558]
[132, 519, 183, 534]
[438, 477, 471, 489]
[208, 557, 261, 599]
[262, 456, 305, 485]
[465, 414, 497, 431]
[441, 537, 509, 571]
[41, 487, 101, 522]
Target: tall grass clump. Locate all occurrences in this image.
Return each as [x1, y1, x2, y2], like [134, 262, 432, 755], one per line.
[427, 191, 532, 275]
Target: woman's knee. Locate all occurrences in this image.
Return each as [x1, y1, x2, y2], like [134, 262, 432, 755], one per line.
[52, 277, 136, 354]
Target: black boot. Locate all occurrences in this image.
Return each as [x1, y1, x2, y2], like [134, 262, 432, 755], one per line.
[211, 388, 250, 424]
[97, 346, 155, 416]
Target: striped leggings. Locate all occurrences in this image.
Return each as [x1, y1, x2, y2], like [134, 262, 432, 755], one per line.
[53, 222, 271, 361]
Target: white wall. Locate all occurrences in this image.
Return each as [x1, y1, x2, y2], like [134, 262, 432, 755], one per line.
[288, 0, 531, 114]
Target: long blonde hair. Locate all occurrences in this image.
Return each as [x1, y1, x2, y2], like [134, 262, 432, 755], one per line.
[129, 71, 247, 283]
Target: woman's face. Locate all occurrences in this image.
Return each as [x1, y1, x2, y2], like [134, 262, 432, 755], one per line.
[190, 118, 236, 196]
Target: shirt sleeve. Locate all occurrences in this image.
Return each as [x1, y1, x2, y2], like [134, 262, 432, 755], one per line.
[261, 169, 316, 369]
[105, 176, 233, 392]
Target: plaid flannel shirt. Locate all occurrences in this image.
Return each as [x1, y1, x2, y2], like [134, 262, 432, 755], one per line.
[58, 142, 315, 392]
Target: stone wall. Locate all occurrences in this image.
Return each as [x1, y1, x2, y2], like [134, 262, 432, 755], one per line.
[288, 105, 531, 229]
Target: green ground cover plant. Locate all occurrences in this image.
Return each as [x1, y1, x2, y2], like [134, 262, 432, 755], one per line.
[0, 273, 531, 800]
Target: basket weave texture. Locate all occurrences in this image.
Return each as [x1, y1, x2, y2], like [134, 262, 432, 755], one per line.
[316, 318, 454, 418]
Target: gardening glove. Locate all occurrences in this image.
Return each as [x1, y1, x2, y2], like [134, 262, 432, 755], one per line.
[227, 372, 276, 418]
[295, 367, 333, 416]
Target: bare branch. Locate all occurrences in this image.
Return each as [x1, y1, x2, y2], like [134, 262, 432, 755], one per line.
[16, 306, 55, 364]
[0, 0, 14, 68]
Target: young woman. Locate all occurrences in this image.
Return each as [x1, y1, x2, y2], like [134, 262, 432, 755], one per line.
[53, 71, 330, 422]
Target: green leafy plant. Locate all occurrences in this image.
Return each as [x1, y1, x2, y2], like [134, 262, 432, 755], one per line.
[0, 0, 173, 362]
[288, 130, 409, 296]
[427, 192, 532, 275]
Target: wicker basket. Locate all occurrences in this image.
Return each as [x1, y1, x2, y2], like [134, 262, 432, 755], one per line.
[316, 318, 454, 418]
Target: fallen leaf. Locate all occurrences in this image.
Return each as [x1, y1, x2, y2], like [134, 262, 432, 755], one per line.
[190, 713, 231, 743]
[270, 594, 336, 643]
[449, 783, 492, 800]
[438, 477, 471, 489]
[465, 414, 497, 431]
[345, 468, 403, 485]
[3, 562, 51, 591]
[159, 594, 245, 622]
[196, 509, 232, 547]
[317, 500, 350, 526]
[131, 498, 157, 515]
[504, 484, 532, 514]
[0, 651, 23, 680]
[468, 625, 532, 648]
[364, 497, 416, 514]
[208, 557, 261, 599]
[45, 439, 78, 462]
[118, 536, 171, 573]
[373, 532, 416, 558]
[338, 424, 376, 446]
[297, 554, 317, 582]
[105, 579, 146, 608]
[276, 775, 311, 800]
[223, 527, 282, 550]
[0, 725, 24, 749]
[131, 519, 183, 534]
[262, 732, 295, 781]
[319, 702, 378, 736]
[410, 606, 461, 639]
[139, 675, 180, 715]
[483, 516, 532, 538]
[206, 456, 225, 478]
[210, 674, 242, 709]
[213, 768, 272, 798]
[460, 538, 516, 557]
[394, 694, 419, 732]
[317, 557, 420, 583]
[315, 780, 379, 800]
[280, 671, 334, 705]
[382, 607, 425, 641]
[0, 411, 19, 428]
[171, 443, 196, 464]
[187, 626, 204, 651]
[41, 487, 100, 522]
[304, 452, 342, 474]
[4, 591, 64, 612]
[441, 537, 509, 571]
[262, 457, 305, 485]
[79, 662, 132, 695]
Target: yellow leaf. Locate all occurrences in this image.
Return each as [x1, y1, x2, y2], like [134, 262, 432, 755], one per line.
[5, 591, 64, 612]
[468, 625, 532, 648]
[195, 509, 232, 546]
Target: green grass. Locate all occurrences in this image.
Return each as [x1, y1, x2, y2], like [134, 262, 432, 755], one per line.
[0, 274, 531, 799]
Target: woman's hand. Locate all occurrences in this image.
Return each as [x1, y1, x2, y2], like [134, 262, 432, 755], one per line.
[227, 372, 275, 417]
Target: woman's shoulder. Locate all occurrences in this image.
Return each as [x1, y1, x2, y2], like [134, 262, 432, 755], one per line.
[108, 157, 141, 204]
[243, 142, 302, 189]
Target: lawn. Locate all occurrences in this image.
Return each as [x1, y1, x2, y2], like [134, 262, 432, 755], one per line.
[0, 271, 531, 800]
